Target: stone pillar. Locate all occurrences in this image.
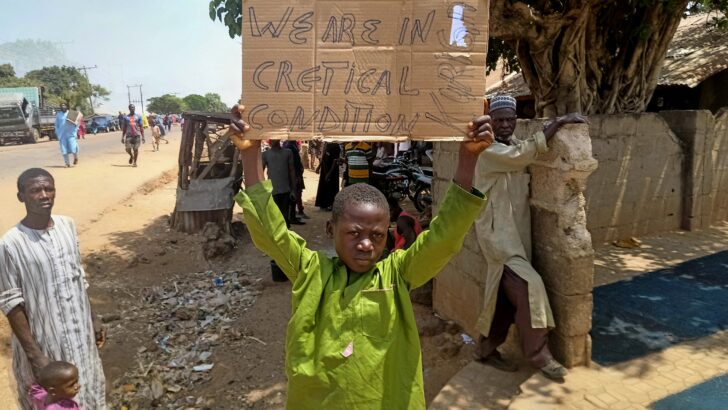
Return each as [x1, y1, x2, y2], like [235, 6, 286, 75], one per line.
[528, 123, 597, 367]
[659, 110, 716, 231]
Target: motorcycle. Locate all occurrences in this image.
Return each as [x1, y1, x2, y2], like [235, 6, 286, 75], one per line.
[411, 173, 432, 213]
[371, 154, 432, 212]
[370, 168, 410, 201]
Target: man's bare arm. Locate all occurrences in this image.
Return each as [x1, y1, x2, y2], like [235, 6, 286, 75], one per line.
[6, 305, 49, 377]
[543, 113, 589, 141]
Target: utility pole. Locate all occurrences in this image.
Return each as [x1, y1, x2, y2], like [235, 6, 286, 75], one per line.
[126, 84, 144, 114]
[76, 65, 97, 114]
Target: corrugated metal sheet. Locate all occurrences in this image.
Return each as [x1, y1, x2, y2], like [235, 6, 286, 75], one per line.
[659, 13, 728, 87]
[0, 87, 40, 106]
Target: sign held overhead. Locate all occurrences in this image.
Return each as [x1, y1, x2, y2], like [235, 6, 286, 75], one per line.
[242, 0, 488, 141]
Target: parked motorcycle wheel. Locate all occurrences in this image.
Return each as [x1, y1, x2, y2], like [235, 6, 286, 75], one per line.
[413, 185, 432, 212]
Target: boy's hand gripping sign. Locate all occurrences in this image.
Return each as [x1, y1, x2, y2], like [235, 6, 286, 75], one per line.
[241, 0, 488, 141]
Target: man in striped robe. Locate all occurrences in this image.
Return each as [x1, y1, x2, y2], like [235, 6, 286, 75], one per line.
[0, 168, 106, 409]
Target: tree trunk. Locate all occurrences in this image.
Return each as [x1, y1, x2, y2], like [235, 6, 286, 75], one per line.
[491, 0, 689, 116]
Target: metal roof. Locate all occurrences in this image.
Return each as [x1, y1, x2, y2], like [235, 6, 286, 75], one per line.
[487, 13, 728, 97]
[0, 93, 25, 103]
[659, 13, 728, 87]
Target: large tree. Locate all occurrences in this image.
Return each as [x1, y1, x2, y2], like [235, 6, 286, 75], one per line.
[0, 63, 15, 79]
[203, 93, 229, 112]
[147, 94, 187, 114]
[182, 94, 208, 111]
[210, 0, 726, 116]
[488, 1, 727, 116]
[14, 65, 109, 112]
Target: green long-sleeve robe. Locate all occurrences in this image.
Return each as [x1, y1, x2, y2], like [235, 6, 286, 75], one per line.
[235, 180, 485, 409]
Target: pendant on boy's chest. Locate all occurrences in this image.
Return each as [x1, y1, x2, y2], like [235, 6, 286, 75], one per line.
[341, 340, 354, 358]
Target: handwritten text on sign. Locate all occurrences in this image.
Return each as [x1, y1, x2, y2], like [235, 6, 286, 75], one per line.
[242, 0, 487, 140]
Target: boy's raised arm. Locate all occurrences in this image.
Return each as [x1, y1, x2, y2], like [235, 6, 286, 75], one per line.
[396, 116, 493, 288]
[231, 106, 315, 282]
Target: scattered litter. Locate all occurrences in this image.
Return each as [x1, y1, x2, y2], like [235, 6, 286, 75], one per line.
[461, 333, 474, 344]
[612, 237, 642, 248]
[107, 270, 262, 408]
[192, 364, 214, 372]
[244, 336, 267, 346]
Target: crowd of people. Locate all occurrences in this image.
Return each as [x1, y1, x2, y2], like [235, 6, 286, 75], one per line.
[53, 103, 179, 169]
[3, 94, 589, 409]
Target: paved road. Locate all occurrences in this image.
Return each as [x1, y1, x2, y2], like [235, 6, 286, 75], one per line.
[0, 128, 182, 233]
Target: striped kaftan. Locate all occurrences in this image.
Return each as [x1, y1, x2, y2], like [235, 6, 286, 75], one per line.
[0, 216, 106, 409]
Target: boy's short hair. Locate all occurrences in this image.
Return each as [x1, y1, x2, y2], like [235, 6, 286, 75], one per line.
[332, 183, 388, 222]
[38, 361, 77, 388]
[17, 168, 53, 193]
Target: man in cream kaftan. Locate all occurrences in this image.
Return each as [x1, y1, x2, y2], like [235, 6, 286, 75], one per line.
[472, 95, 587, 380]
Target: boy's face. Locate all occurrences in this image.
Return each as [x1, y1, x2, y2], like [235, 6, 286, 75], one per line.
[50, 367, 80, 399]
[328, 202, 390, 273]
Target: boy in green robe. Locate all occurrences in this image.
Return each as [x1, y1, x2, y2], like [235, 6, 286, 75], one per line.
[232, 106, 493, 409]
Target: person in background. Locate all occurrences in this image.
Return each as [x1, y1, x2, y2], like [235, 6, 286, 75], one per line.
[262, 140, 298, 227]
[314, 142, 341, 211]
[54, 103, 79, 167]
[121, 104, 145, 167]
[373, 142, 391, 170]
[76, 119, 85, 140]
[29, 361, 82, 410]
[387, 197, 423, 251]
[307, 139, 321, 171]
[283, 140, 308, 221]
[343, 141, 373, 186]
[150, 118, 162, 152]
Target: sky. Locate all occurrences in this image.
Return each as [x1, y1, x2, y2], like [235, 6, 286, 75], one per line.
[0, 0, 241, 114]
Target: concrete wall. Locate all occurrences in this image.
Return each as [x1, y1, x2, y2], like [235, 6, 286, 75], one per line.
[585, 110, 728, 243]
[586, 114, 684, 244]
[710, 109, 728, 222]
[431, 110, 728, 367]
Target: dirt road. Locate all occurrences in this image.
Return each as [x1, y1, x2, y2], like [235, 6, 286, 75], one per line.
[0, 128, 181, 233]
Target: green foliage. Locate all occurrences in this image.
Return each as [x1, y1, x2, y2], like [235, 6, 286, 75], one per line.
[0, 64, 15, 79]
[204, 93, 229, 112]
[183, 94, 208, 111]
[0, 63, 109, 112]
[209, 0, 242, 39]
[11, 65, 108, 112]
[487, 38, 520, 75]
[147, 94, 187, 114]
[151, 92, 230, 114]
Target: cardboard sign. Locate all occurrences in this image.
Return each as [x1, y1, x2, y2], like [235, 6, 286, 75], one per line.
[241, 0, 488, 141]
[66, 110, 82, 125]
